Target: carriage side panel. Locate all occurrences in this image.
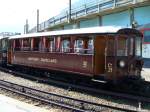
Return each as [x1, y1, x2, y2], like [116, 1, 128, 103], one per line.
[11, 51, 94, 76]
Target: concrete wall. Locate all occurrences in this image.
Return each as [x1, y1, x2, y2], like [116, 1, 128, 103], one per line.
[70, 5, 150, 28]
[80, 17, 100, 28]
[64, 23, 79, 30]
[134, 6, 150, 25]
[102, 11, 130, 27]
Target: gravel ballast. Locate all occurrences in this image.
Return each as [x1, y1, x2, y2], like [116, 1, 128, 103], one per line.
[0, 69, 149, 111]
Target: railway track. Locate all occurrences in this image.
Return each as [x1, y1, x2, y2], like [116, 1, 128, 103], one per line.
[0, 66, 150, 111]
[0, 79, 139, 112]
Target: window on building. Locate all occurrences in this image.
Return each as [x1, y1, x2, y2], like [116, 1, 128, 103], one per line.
[144, 30, 150, 43]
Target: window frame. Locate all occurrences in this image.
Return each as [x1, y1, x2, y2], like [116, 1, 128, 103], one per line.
[74, 39, 84, 53]
[74, 36, 94, 55]
[117, 36, 128, 57]
[22, 38, 31, 51]
[48, 37, 55, 52]
[32, 37, 41, 51]
[60, 38, 71, 53]
[87, 38, 94, 54]
[106, 37, 115, 56]
[135, 36, 142, 57]
[13, 39, 21, 51]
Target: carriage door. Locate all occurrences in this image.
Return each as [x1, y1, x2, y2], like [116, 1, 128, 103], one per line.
[105, 36, 116, 80]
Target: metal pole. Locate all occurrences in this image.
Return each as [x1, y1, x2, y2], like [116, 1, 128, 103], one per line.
[69, 0, 71, 23]
[24, 25, 26, 34]
[113, 0, 116, 8]
[26, 19, 29, 34]
[37, 9, 39, 32]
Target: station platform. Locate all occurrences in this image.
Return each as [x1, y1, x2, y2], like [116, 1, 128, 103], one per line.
[0, 94, 50, 112]
[143, 58, 150, 68]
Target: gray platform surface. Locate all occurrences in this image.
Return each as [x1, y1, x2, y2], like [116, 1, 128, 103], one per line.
[142, 68, 150, 81]
[0, 94, 50, 112]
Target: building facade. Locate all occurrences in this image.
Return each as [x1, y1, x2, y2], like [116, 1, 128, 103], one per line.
[29, 0, 150, 58]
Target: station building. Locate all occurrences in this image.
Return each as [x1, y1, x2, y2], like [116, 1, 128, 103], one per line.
[29, 0, 150, 59]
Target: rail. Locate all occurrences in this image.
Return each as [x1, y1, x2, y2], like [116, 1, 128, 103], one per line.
[29, 0, 148, 33]
[0, 66, 150, 111]
[0, 79, 139, 112]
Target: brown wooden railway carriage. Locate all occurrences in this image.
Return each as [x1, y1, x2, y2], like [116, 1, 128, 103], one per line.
[0, 37, 4, 64]
[8, 26, 143, 82]
[0, 36, 9, 65]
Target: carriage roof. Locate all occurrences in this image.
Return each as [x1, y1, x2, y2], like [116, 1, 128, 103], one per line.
[0, 36, 9, 40]
[0, 36, 4, 40]
[9, 26, 142, 39]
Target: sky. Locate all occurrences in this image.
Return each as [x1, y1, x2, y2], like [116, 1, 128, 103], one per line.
[0, 0, 78, 34]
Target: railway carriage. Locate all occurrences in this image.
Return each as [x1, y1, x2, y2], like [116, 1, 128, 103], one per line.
[8, 26, 143, 82]
[0, 36, 9, 65]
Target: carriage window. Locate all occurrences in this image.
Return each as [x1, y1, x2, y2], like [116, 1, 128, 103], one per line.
[144, 30, 150, 42]
[49, 38, 55, 52]
[61, 39, 70, 53]
[55, 37, 61, 52]
[14, 39, 21, 51]
[107, 38, 115, 56]
[22, 38, 30, 51]
[74, 39, 84, 53]
[2, 39, 8, 50]
[33, 38, 40, 51]
[117, 37, 128, 56]
[135, 37, 142, 56]
[44, 38, 55, 52]
[87, 39, 94, 54]
[129, 38, 134, 56]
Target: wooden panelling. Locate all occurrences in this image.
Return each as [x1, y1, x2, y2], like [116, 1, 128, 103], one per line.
[94, 35, 106, 75]
[11, 51, 94, 77]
